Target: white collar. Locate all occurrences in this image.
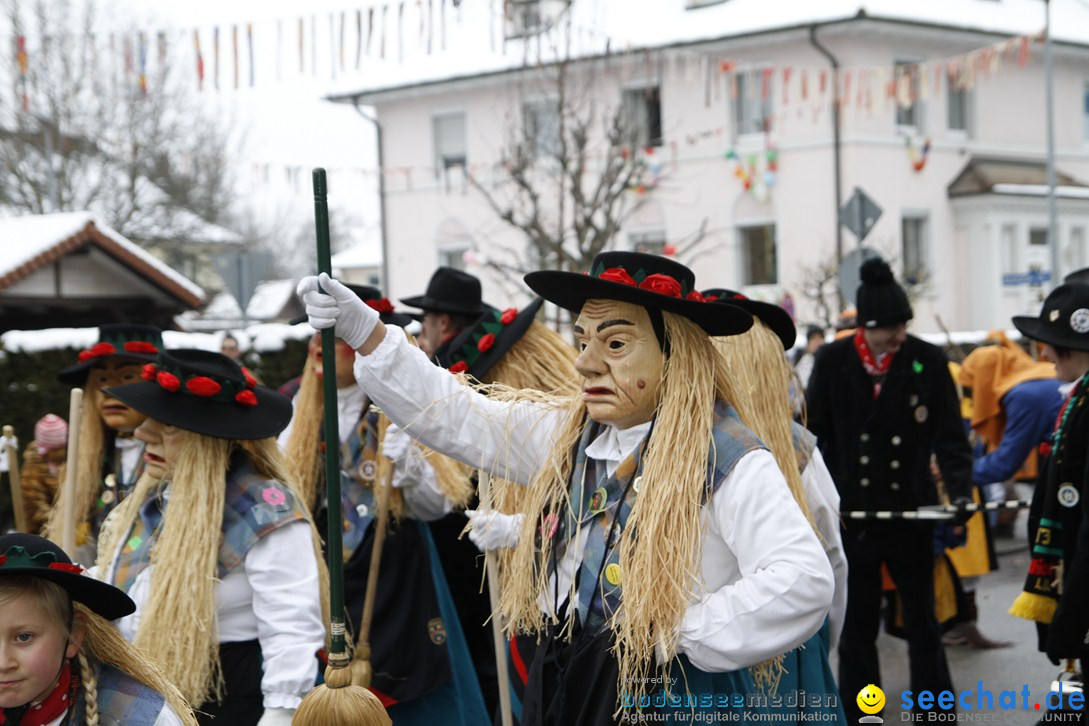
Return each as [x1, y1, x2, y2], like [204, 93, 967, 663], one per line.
[336, 384, 367, 443]
[585, 420, 653, 477]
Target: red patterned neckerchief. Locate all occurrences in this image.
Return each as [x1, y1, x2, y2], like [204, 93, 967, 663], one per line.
[854, 329, 896, 399]
[0, 660, 77, 726]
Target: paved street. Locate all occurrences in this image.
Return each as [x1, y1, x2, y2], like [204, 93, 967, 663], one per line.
[832, 491, 1081, 725]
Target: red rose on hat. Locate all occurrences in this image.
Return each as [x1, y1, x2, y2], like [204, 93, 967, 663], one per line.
[599, 268, 637, 286]
[235, 390, 258, 407]
[156, 371, 181, 392]
[123, 340, 158, 354]
[500, 308, 518, 325]
[366, 298, 395, 314]
[241, 367, 257, 389]
[141, 364, 158, 381]
[186, 376, 222, 397]
[449, 361, 469, 374]
[78, 342, 117, 362]
[48, 562, 83, 574]
[639, 274, 682, 298]
[686, 290, 705, 302]
[477, 333, 496, 352]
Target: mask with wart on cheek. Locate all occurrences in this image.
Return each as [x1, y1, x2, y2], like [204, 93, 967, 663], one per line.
[573, 299, 665, 430]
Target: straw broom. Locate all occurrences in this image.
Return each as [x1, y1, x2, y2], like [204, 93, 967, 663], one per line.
[60, 388, 83, 556]
[477, 471, 513, 726]
[4, 425, 26, 532]
[293, 168, 390, 726]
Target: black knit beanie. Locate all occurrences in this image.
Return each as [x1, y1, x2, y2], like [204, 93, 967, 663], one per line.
[856, 258, 913, 328]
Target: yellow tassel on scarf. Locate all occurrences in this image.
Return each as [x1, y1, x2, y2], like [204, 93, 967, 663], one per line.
[1009, 591, 1057, 623]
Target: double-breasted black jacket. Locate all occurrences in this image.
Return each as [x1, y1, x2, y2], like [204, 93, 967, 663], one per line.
[805, 334, 972, 515]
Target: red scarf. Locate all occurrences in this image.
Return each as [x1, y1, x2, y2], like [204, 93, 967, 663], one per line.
[0, 661, 75, 726]
[854, 329, 895, 399]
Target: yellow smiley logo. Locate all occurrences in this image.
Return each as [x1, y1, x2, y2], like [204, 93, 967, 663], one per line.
[856, 684, 885, 715]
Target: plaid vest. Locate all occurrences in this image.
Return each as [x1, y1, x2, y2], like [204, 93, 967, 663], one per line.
[559, 402, 765, 633]
[71, 661, 167, 725]
[110, 452, 307, 593]
[790, 420, 817, 475]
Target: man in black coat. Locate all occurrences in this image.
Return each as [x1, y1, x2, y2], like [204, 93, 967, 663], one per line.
[806, 258, 972, 722]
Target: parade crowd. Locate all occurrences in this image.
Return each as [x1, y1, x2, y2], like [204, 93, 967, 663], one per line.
[1, 251, 1087, 725]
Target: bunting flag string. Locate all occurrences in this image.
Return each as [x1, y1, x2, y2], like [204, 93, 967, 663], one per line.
[193, 29, 204, 91]
[248, 24, 255, 87]
[298, 17, 304, 74]
[232, 25, 239, 90]
[16, 35, 29, 112]
[213, 26, 219, 90]
[137, 31, 148, 96]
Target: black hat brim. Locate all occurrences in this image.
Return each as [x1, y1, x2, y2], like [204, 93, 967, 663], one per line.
[524, 271, 752, 336]
[57, 352, 160, 386]
[0, 565, 136, 620]
[1012, 315, 1089, 352]
[399, 294, 491, 317]
[705, 297, 796, 350]
[446, 299, 544, 379]
[104, 381, 293, 440]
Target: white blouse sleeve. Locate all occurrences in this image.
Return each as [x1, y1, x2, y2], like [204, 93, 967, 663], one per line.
[354, 326, 562, 485]
[244, 520, 326, 709]
[676, 450, 834, 672]
[801, 447, 848, 647]
[394, 445, 455, 521]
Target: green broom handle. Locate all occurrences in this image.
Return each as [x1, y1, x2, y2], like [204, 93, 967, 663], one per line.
[313, 168, 347, 658]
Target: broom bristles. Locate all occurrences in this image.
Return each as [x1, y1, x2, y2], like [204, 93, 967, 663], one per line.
[292, 670, 391, 726]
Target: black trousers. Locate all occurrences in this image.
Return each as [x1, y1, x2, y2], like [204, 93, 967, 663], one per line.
[839, 523, 954, 722]
[197, 640, 263, 726]
[522, 625, 619, 726]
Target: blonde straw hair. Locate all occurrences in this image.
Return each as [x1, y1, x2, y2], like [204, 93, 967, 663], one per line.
[0, 577, 197, 725]
[712, 322, 817, 534]
[45, 377, 110, 543]
[284, 363, 324, 512]
[497, 312, 748, 705]
[96, 434, 329, 707]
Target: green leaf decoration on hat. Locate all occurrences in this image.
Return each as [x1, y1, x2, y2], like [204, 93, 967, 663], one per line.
[0, 545, 58, 569]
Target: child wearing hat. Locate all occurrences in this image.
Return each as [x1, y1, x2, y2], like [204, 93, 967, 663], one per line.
[19, 416, 68, 535]
[45, 324, 164, 553]
[0, 532, 195, 724]
[95, 350, 327, 726]
[1009, 282, 1089, 674]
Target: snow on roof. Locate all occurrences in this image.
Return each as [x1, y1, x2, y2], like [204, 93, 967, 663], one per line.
[327, 0, 1089, 101]
[331, 240, 382, 270]
[0, 212, 205, 302]
[991, 184, 1089, 199]
[246, 279, 299, 319]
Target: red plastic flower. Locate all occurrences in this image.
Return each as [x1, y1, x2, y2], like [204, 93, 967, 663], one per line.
[598, 268, 637, 286]
[156, 371, 181, 392]
[449, 360, 469, 374]
[499, 308, 518, 325]
[733, 293, 748, 300]
[77, 342, 117, 362]
[186, 376, 222, 397]
[235, 390, 258, 407]
[477, 333, 496, 352]
[123, 340, 158, 354]
[241, 367, 258, 389]
[639, 274, 683, 298]
[705, 295, 719, 302]
[366, 298, 395, 314]
[48, 562, 84, 574]
[686, 291, 705, 303]
[0, 555, 7, 566]
[141, 363, 158, 381]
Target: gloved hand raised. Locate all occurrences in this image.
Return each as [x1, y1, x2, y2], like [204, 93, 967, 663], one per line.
[465, 510, 524, 552]
[382, 423, 413, 461]
[296, 272, 379, 350]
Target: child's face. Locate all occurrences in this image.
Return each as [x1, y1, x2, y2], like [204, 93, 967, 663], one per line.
[0, 591, 80, 708]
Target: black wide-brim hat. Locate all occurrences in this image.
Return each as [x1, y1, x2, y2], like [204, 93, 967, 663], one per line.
[58, 323, 164, 386]
[525, 251, 752, 336]
[1012, 283, 1089, 352]
[105, 349, 293, 440]
[701, 288, 797, 350]
[291, 283, 414, 328]
[400, 266, 491, 317]
[440, 298, 545, 379]
[0, 532, 135, 620]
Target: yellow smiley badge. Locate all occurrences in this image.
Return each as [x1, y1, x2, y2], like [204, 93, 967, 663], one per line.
[857, 684, 885, 717]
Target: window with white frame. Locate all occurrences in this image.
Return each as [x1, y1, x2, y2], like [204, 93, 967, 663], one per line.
[947, 84, 970, 134]
[1030, 228, 1049, 247]
[523, 99, 561, 160]
[733, 69, 774, 137]
[433, 112, 467, 178]
[894, 60, 923, 131]
[901, 215, 929, 285]
[739, 224, 777, 285]
[621, 86, 663, 148]
[629, 229, 667, 255]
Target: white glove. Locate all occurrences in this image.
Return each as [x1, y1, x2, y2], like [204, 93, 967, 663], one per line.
[382, 423, 412, 461]
[256, 706, 294, 726]
[296, 272, 379, 349]
[466, 509, 524, 552]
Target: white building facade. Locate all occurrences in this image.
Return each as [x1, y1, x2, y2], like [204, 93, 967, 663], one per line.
[330, 0, 1089, 333]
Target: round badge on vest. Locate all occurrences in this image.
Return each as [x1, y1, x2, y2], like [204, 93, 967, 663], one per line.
[914, 405, 928, 423]
[1071, 309, 1089, 334]
[605, 563, 623, 586]
[358, 460, 377, 482]
[589, 487, 607, 515]
[1058, 483, 1080, 508]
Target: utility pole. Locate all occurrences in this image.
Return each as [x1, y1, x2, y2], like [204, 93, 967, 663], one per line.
[31, 113, 60, 212]
[351, 99, 390, 291]
[1044, 0, 1060, 287]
